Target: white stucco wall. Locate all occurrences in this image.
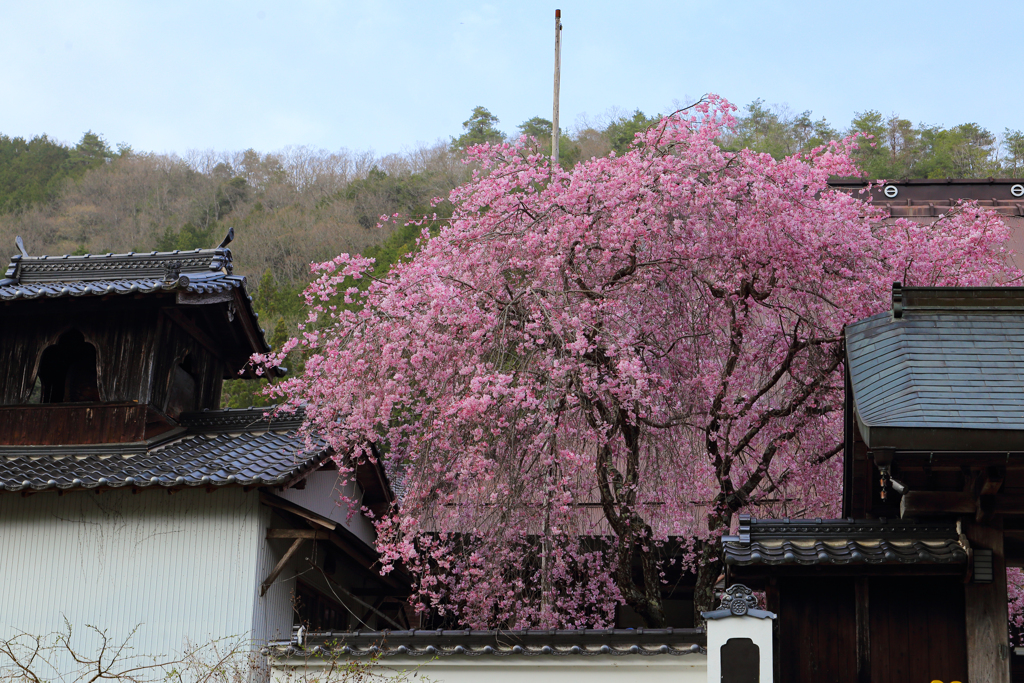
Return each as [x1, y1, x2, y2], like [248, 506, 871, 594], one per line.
[0, 487, 293, 673]
[706, 615, 774, 683]
[271, 654, 708, 683]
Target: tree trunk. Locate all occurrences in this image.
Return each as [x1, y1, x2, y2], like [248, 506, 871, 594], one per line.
[693, 537, 723, 627]
[693, 507, 731, 626]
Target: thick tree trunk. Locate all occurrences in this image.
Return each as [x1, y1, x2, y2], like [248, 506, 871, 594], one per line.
[693, 537, 722, 627]
[693, 507, 731, 627]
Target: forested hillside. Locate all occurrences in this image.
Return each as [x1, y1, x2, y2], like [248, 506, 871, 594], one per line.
[2, 100, 1021, 406]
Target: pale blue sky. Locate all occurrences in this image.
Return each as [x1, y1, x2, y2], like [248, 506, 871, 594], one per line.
[3, 0, 1022, 155]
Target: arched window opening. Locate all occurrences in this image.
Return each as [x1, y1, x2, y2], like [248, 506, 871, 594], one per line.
[35, 330, 100, 404]
[166, 354, 197, 418]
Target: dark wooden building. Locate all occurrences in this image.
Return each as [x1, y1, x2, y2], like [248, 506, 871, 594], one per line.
[724, 284, 1024, 682]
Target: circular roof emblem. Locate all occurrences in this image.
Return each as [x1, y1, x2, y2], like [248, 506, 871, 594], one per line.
[1012, 184, 1024, 198]
[883, 185, 899, 198]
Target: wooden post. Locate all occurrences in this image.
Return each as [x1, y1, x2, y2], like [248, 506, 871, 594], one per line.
[965, 521, 1010, 683]
[855, 577, 870, 683]
[552, 9, 562, 166]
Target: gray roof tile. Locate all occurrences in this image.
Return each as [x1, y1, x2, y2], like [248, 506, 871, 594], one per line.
[0, 408, 326, 493]
[846, 287, 1024, 449]
[723, 515, 967, 567]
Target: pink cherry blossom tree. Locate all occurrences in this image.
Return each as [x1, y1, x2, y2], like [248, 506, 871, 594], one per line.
[259, 96, 1018, 628]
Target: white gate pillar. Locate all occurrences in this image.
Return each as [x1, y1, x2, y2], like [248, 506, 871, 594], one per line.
[702, 584, 775, 683]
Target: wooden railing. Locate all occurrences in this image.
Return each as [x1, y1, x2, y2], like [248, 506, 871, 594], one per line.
[0, 402, 148, 445]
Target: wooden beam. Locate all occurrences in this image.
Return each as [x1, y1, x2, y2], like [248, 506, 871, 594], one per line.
[982, 466, 1006, 496]
[901, 491, 1024, 517]
[964, 522, 1010, 683]
[259, 492, 336, 530]
[161, 308, 226, 363]
[260, 537, 306, 597]
[267, 529, 329, 540]
[901, 491, 975, 516]
[325, 531, 405, 591]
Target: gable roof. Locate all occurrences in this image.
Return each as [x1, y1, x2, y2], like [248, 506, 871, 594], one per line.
[0, 407, 326, 494]
[845, 285, 1024, 451]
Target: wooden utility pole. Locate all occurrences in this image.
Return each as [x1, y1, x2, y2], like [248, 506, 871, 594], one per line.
[552, 9, 562, 166]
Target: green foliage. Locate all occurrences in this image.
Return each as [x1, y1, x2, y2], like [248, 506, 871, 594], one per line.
[1005, 129, 1024, 176]
[724, 100, 835, 160]
[453, 106, 504, 149]
[156, 222, 218, 251]
[518, 116, 552, 141]
[63, 131, 113, 176]
[918, 123, 996, 178]
[253, 268, 306, 321]
[515, 116, 580, 167]
[605, 110, 660, 155]
[0, 134, 73, 213]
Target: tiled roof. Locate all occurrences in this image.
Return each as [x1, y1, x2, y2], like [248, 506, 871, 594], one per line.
[846, 285, 1024, 450]
[0, 407, 327, 493]
[722, 514, 967, 567]
[265, 628, 706, 658]
[0, 237, 273, 355]
[1, 244, 241, 301]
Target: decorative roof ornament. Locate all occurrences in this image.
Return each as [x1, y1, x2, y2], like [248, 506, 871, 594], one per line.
[15, 236, 27, 258]
[701, 583, 776, 621]
[218, 227, 235, 249]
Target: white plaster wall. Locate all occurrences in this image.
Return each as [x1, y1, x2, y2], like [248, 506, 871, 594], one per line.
[706, 615, 774, 683]
[276, 471, 376, 546]
[272, 655, 708, 683]
[0, 487, 292, 674]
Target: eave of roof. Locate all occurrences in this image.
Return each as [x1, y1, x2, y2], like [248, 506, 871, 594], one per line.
[722, 514, 967, 569]
[0, 243, 272, 356]
[0, 407, 326, 494]
[845, 286, 1024, 450]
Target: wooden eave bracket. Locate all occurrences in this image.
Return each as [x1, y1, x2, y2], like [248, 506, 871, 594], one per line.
[258, 491, 410, 591]
[260, 530, 331, 595]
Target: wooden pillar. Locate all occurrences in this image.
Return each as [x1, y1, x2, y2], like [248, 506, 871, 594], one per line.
[965, 521, 1010, 683]
[855, 577, 870, 683]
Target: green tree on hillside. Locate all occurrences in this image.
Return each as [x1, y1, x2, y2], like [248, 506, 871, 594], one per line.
[1004, 129, 1024, 176]
[605, 110, 660, 155]
[453, 106, 504, 149]
[62, 131, 113, 175]
[0, 135, 72, 212]
[515, 116, 581, 167]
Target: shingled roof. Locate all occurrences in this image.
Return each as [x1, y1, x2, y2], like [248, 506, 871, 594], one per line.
[723, 515, 967, 569]
[845, 285, 1024, 451]
[0, 407, 327, 493]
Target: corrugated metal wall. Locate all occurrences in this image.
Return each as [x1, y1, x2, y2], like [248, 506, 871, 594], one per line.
[251, 503, 296, 646]
[0, 487, 293, 672]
